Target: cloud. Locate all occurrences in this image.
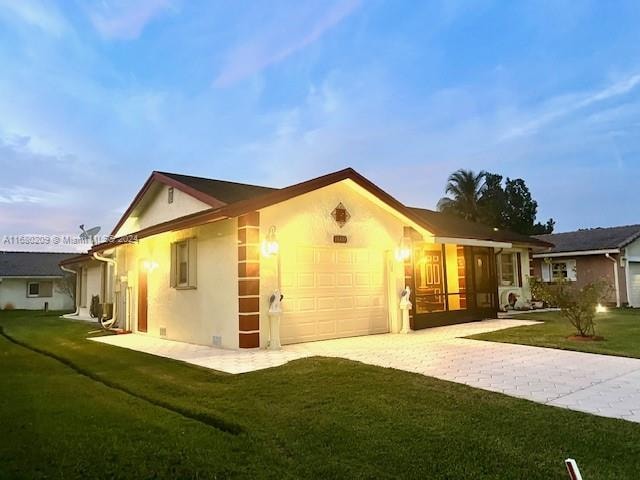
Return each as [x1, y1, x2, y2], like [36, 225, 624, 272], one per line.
[0, 0, 69, 36]
[84, 0, 173, 40]
[0, 186, 62, 205]
[500, 73, 640, 140]
[214, 0, 362, 87]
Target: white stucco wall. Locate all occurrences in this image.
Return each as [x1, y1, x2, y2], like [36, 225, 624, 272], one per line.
[78, 264, 103, 316]
[0, 277, 74, 311]
[115, 183, 211, 237]
[114, 218, 238, 348]
[496, 246, 532, 309]
[258, 179, 419, 347]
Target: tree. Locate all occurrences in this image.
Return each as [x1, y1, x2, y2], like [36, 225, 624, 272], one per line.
[438, 169, 555, 235]
[436, 169, 486, 221]
[478, 173, 506, 228]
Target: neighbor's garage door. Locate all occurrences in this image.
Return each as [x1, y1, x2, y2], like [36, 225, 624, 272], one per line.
[280, 246, 388, 345]
[629, 262, 640, 307]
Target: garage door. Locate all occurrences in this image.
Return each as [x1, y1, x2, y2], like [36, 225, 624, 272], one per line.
[279, 246, 388, 345]
[629, 262, 640, 307]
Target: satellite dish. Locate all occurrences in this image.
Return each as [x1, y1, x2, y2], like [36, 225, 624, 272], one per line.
[79, 224, 101, 244]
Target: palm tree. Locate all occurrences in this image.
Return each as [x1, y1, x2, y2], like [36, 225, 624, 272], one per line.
[437, 169, 487, 221]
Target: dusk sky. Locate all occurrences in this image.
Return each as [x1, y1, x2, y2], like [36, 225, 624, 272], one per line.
[1, 0, 640, 251]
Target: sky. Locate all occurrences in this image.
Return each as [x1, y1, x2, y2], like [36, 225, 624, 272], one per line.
[1, 0, 640, 252]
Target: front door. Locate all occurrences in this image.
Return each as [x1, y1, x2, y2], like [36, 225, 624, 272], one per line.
[471, 248, 497, 310]
[137, 266, 148, 332]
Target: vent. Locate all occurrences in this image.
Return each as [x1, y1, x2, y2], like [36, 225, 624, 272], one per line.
[212, 335, 222, 347]
[159, 327, 167, 337]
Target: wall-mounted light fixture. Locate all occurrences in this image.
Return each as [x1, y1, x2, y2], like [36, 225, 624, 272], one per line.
[142, 259, 159, 272]
[261, 225, 279, 257]
[394, 235, 412, 262]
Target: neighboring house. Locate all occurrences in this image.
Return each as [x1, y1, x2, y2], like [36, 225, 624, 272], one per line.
[0, 251, 77, 311]
[61, 168, 550, 349]
[532, 225, 640, 307]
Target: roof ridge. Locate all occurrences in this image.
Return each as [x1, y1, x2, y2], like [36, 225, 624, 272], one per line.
[537, 224, 640, 236]
[155, 171, 277, 190]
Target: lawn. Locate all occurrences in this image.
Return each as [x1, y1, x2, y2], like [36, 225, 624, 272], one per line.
[470, 309, 640, 359]
[2, 311, 640, 479]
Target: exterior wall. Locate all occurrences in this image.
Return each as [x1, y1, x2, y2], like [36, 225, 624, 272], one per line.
[496, 247, 532, 309]
[624, 238, 640, 307]
[258, 180, 413, 348]
[531, 254, 624, 305]
[78, 264, 103, 316]
[0, 277, 74, 310]
[113, 218, 239, 349]
[115, 183, 211, 237]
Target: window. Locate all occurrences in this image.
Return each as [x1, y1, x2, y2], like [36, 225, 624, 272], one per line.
[28, 282, 39, 297]
[168, 187, 174, 204]
[552, 262, 568, 280]
[27, 281, 53, 298]
[170, 238, 197, 288]
[498, 253, 520, 287]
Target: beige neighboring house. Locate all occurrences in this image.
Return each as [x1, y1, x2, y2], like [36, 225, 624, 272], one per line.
[0, 251, 76, 311]
[61, 168, 550, 349]
[532, 225, 640, 307]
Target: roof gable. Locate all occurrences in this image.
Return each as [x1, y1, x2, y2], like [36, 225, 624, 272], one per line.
[0, 251, 77, 277]
[535, 224, 640, 253]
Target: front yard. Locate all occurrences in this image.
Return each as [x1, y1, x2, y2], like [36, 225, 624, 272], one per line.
[2, 310, 640, 479]
[470, 309, 640, 359]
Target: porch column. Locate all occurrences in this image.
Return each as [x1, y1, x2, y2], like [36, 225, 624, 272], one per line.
[238, 211, 260, 348]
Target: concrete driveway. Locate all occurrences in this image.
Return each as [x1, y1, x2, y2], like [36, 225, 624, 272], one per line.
[91, 319, 640, 423]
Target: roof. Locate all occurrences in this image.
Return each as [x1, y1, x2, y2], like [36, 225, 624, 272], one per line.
[95, 168, 548, 253]
[410, 208, 553, 248]
[535, 225, 640, 254]
[0, 251, 77, 277]
[156, 172, 277, 204]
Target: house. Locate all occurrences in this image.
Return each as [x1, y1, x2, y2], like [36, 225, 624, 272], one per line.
[532, 225, 640, 307]
[0, 251, 77, 311]
[60, 168, 550, 349]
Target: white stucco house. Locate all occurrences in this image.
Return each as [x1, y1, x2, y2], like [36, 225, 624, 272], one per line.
[0, 251, 76, 311]
[61, 168, 551, 349]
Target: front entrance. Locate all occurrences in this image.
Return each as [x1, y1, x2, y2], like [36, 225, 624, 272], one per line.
[137, 265, 148, 333]
[279, 246, 388, 344]
[412, 244, 497, 328]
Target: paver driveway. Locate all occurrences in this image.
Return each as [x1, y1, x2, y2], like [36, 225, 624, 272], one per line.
[91, 319, 640, 423]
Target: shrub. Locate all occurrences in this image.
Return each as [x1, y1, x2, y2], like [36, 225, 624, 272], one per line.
[3, 302, 15, 310]
[530, 277, 611, 337]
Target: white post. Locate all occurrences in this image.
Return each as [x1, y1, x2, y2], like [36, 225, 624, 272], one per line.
[268, 289, 283, 350]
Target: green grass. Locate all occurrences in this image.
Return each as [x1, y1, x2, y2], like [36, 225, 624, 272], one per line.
[470, 309, 640, 359]
[1, 311, 640, 479]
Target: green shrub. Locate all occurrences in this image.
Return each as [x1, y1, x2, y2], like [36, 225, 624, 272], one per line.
[530, 277, 611, 337]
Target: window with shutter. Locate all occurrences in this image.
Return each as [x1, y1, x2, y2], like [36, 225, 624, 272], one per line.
[170, 238, 197, 289]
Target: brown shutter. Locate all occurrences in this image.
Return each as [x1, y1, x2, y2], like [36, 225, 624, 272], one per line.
[170, 242, 177, 288]
[40, 281, 53, 298]
[188, 238, 197, 288]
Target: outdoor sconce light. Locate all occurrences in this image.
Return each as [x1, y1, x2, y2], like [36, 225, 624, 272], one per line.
[394, 236, 412, 262]
[261, 225, 279, 257]
[142, 259, 159, 272]
[595, 303, 607, 314]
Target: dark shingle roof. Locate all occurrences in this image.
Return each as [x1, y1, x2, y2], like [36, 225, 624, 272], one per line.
[0, 251, 77, 277]
[535, 225, 640, 253]
[409, 208, 552, 247]
[157, 171, 277, 204]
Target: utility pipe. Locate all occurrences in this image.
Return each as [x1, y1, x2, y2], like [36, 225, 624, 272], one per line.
[605, 253, 621, 307]
[92, 252, 118, 327]
[60, 265, 80, 316]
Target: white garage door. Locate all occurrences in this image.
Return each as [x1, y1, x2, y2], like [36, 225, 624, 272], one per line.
[629, 262, 640, 307]
[280, 246, 388, 345]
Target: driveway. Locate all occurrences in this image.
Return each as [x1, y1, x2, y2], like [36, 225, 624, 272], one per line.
[91, 319, 640, 423]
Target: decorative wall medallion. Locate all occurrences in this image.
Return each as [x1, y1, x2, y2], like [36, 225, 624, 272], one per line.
[331, 202, 351, 228]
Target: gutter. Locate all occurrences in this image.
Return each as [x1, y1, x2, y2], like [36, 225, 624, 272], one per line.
[92, 252, 117, 327]
[605, 253, 621, 307]
[60, 265, 80, 316]
[532, 249, 620, 259]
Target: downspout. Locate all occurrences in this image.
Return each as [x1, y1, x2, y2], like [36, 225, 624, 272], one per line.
[92, 252, 117, 326]
[625, 252, 632, 307]
[605, 253, 621, 307]
[60, 265, 79, 316]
